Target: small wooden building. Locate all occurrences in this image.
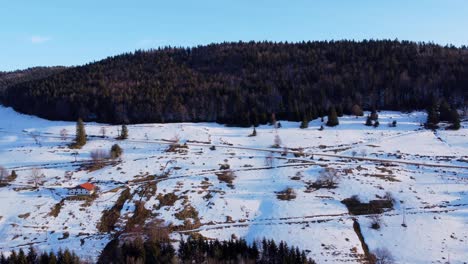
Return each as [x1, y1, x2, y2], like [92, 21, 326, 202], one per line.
[68, 182, 96, 196]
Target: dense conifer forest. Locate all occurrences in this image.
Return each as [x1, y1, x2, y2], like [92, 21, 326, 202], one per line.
[1, 40, 467, 126]
[0, 67, 66, 92]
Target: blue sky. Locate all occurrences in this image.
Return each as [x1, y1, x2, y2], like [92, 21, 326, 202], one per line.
[1, 0, 467, 71]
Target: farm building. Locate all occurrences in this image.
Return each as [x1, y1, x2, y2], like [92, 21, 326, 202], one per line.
[68, 182, 96, 196]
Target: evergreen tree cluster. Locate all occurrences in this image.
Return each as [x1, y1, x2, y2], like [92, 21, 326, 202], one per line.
[426, 99, 461, 129]
[2, 40, 467, 126]
[0, 247, 81, 264]
[97, 238, 176, 264]
[0, 67, 66, 93]
[178, 237, 315, 264]
[326, 106, 339, 127]
[98, 237, 315, 264]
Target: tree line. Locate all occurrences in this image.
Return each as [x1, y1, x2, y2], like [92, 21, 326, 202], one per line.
[0, 247, 81, 264]
[98, 237, 316, 264]
[1, 40, 467, 126]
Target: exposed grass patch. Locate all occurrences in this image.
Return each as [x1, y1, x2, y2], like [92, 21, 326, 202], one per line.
[125, 201, 151, 231]
[18, 213, 31, 219]
[157, 193, 178, 208]
[175, 204, 200, 228]
[166, 143, 189, 154]
[367, 174, 401, 182]
[98, 188, 131, 232]
[341, 195, 393, 215]
[49, 200, 65, 217]
[216, 170, 236, 189]
[175, 205, 199, 220]
[58, 231, 70, 240]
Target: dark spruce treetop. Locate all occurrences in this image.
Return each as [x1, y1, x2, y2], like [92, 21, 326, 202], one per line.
[1, 40, 467, 126]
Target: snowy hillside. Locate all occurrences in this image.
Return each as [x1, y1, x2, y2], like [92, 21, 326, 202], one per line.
[0, 106, 467, 263]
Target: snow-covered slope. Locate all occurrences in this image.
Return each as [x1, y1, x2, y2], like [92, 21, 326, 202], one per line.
[0, 106, 466, 263]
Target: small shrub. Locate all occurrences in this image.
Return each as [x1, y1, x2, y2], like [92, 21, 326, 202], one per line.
[383, 191, 395, 203]
[373, 247, 395, 264]
[216, 170, 236, 188]
[110, 144, 123, 159]
[276, 187, 297, 200]
[312, 168, 340, 188]
[219, 163, 230, 170]
[248, 127, 257, 137]
[370, 215, 381, 230]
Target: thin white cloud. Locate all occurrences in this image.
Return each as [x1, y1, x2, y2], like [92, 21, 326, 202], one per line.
[30, 35, 51, 44]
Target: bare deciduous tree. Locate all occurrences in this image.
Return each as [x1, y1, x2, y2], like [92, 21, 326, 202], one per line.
[317, 168, 340, 187]
[0, 166, 8, 182]
[360, 149, 367, 157]
[370, 214, 382, 230]
[265, 152, 275, 167]
[30, 131, 41, 146]
[91, 149, 109, 167]
[31, 168, 43, 188]
[373, 247, 395, 264]
[171, 133, 180, 144]
[272, 134, 282, 148]
[99, 127, 107, 138]
[282, 146, 289, 156]
[60, 129, 68, 140]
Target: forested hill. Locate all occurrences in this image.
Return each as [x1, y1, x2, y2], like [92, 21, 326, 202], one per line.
[0, 66, 66, 92]
[1, 40, 467, 125]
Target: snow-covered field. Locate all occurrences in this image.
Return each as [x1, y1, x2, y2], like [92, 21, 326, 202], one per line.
[0, 106, 467, 263]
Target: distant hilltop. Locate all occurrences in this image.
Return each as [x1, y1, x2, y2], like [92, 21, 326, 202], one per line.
[1, 40, 467, 125]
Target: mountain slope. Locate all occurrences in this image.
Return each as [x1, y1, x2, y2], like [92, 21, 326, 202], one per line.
[1, 40, 467, 124]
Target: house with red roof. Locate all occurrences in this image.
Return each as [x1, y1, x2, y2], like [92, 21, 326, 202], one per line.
[69, 182, 96, 196]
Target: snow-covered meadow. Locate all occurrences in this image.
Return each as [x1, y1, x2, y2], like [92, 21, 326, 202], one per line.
[0, 106, 467, 263]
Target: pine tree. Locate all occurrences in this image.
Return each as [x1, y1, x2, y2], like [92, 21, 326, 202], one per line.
[439, 100, 451, 121]
[118, 124, 128, 140]
[0, 254, 6, 264]
[39, 252, 50, 264]
[17, 249, 27, 264]
[75, 118, 86, 147]
[10, 170, 17, 180]
[336, 105, 344, 117]
[300, 116, 309, 129]
[426, 103, 439, 128]
[249, 126, 257, 137]
[352, 104, 364, 117]
[326, 107, 339, 127]
[365, 116, 373, 126]
[370, 109, 379, 121]
[26, 246, 37, 264]
[449, 109, 461, 130]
